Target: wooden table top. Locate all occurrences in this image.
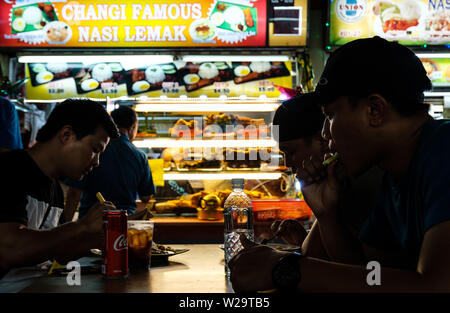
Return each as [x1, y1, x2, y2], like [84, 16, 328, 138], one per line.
[19, 244, 234, 293]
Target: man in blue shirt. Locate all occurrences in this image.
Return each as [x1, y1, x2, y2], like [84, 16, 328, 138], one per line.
[229, 37, 450, 293]
[64, 106, 154, 221]
[0, 96, 23, 152]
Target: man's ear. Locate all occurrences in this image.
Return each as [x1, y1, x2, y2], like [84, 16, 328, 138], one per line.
[58, 125, 75, 145]
[366, 94, 389, 127]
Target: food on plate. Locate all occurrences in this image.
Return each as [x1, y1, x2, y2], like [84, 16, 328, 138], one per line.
[109, 63, 123, 72]
[14, 8, 23, 17]
[46, 63, 68, 74]
[152, 243, 177, 255]
[192, 19, 215, 40]
[46, 22, 70, 42]
[161, 64, 176, 74]
[234, 65, 251, 77]
[233, 61, 289, 84]
[12, 3, 56, 33]
[243, 8, 254, 28]
[250, 61, 271, 73]
[372, 0, 421, 33]
[224, 6, 245, 28]
[35, 71, 54, 84]
[31, 63, 46, 73]
[91, 63, 113, 82]
[37, 2, 56, 20]
[211, 12, 225, 26]
[183, 73, 200, 85]
[424, 10, 449, 40]
[214, 62, 228, 70]
[216, 3, 227, 12]
[80, 79, 99, 92]
[23, 6, 43, 25]
[73, 63, 124, 93]
[198, 62, 219, 79]
[132, 80, 150, 93]
[181, 61, 232, 92]
[12, 18, 26, 32]
[145, 65, 166, 84]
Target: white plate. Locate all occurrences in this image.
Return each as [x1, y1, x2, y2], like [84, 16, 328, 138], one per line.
[43, 21, 72, 45]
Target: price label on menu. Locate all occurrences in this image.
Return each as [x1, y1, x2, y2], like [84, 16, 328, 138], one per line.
[213, 82, 231, 94]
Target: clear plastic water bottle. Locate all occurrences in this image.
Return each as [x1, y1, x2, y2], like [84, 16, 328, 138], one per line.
[223, 178, 254, 278]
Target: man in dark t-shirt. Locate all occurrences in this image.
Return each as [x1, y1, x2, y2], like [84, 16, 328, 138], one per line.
[229, 37, 450, 293]
[0, 99, 119, 280]
[64, 106, 154, 220]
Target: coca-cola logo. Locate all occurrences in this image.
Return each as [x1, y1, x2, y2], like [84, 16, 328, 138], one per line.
[113, 234, 128, 251]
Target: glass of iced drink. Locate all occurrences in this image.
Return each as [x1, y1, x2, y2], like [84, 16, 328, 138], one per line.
[127, 220, 154, 270]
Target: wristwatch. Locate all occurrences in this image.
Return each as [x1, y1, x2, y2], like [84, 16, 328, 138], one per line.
[272, 252, 303, 292]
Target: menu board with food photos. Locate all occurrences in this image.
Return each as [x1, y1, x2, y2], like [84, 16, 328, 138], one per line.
[25, 60, 294, 99]
[420, 57, 450, 87]
[329, 0, 449, 46]
[1, 0, 266, 47]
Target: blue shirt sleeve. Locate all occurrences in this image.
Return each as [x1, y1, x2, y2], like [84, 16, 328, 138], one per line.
[138, 154, 155, 198]
[0, 97, 23, 150]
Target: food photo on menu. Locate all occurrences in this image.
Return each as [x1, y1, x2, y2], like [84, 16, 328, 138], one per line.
[27, 62, 81, 86]
[371, 0, 449, 43]
[177, 61, 234, 92]
[72, 62, 126, 94]
[189, 0, 259, 43]
[125, 63, 179, 96]
[231, 61, 290, 85]
[10, 1, 72, 45]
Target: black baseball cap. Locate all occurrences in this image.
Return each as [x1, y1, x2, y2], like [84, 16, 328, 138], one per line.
[315, 36, 432, 115]
[273, 92, 325, 142]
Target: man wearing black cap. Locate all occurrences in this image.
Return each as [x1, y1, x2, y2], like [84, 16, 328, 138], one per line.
[271, 92, 383, 260]
[229, 37, 450, 292]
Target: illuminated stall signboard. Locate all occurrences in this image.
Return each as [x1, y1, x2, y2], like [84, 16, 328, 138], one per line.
[329, 0, 449, 46]
[1, 0, 267, 47]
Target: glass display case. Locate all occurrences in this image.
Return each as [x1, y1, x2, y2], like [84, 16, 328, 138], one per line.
[120, 96, 312, 242]
[121, 97, 308, 217]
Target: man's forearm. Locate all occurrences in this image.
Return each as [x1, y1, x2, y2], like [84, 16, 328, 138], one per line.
[301, 220, 330, 260]
[0, 221, 97, 270]
[316, 213, 365, 264]
[298, 257, 439, 293]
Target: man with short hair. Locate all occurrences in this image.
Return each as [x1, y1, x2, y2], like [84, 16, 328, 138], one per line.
[0, 98, 119, 279]
[64, 105, 154, 221]
[229, 36, 450, 292]
[271, 92, 382, 260]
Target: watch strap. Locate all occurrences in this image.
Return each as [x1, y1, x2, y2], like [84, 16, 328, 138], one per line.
[272, 252, 303, 292]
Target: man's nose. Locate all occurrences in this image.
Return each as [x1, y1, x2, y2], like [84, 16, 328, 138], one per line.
[92, 153, 100, 168]
[321, 118, 331, 141]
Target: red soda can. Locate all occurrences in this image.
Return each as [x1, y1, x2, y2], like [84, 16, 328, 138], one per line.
[102, 210, 128, 278]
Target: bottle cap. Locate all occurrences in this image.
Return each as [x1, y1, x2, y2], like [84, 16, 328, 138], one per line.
[231, 178, 244, 188]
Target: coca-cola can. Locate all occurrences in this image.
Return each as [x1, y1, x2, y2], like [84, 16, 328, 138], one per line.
[102, 210, 128, 278]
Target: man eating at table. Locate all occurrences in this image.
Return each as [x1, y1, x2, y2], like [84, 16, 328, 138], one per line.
[229, 37, 450, 293]
[0, 98, 119, 280]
